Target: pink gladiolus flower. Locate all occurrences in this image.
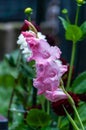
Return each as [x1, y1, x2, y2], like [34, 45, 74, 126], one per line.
[27, 38, 61, 62]
[33, 60, 67, 95]
[17, 20, 68, 102]
[26, 38, 51, 62]
[45, 88, 67, 102]
[21, 31, 61, 62]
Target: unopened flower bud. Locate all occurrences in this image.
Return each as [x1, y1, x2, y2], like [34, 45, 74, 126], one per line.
[62, 8, 68, 14]
[24, 7, 33, 15]
[76, 0, 85, 5]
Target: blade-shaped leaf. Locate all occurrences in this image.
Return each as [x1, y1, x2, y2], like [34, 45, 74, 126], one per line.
[5, 50, 19, 67]
[0, 59, 19, 79]
[20, 63, 35, 79]
[59, 17, 70, 30]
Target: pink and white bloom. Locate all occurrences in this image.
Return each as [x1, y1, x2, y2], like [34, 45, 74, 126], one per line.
[17, 33, 32, 58]
[37, 32, 46, 40]
[17, 20, 68, 102]
[21, 30, 61, 62]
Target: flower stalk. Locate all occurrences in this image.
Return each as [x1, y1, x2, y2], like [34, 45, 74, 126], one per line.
[66, 42, 76, 89]
[64, 107, 79, 130]
[7, 79, 18, 120]
[66, 3, 81, 89]
[61, 79, 84, 130]
[75, 5, 80, 25]
[47, 100, 50, 115]
[73, 105, 85, 130]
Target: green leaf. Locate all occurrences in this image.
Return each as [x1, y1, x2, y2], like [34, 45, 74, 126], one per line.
[0, 87, 12, 116]
[80, 21, 86, 40]
[65, 25, 82, 43]
[5, 50, 19, 67]
[70, 71, 86, 94]
[9, 68, 19, 79]
[26, 109, 51, 128]
[14, 123, 28, 130]
[0, 60, 19, 79]
[9, 112, 25, 130]
[20, 63, 35, 79]
[59, 17, 70, 30]
[59, 117, 69, 130]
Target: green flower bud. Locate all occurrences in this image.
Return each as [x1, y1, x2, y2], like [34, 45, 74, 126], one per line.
[62, 9, 68, 14]
[24, 7, 33, 14]
[76, 0, 85, 5]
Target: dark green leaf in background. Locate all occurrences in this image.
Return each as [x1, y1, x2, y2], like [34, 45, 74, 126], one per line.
[26, 109, 51, 128]
[70, 71, 86, 94]
[80, 21, 86, 40]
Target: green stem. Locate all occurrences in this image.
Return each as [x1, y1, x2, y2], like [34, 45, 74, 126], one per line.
[57, 117, 62, 128]
[61, 80, 84, 130]
[66, 43, 76, 89]
[66, 4, 80, 89]
[66, 14, 70, 23]
[28, 15, 31, 22]
[8, 87, 15, 120]
[64, 107, 80, 130]
[67, 94, 84, 130]
[73, 105, 84, 130]
[47, 100, 50, 115]
[75, 5, 80, 25]
[7, 79, 18, 120]
[41, 98, 45, 112]
[41, 102, 45, 112]
[17, 50, 21, 69]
